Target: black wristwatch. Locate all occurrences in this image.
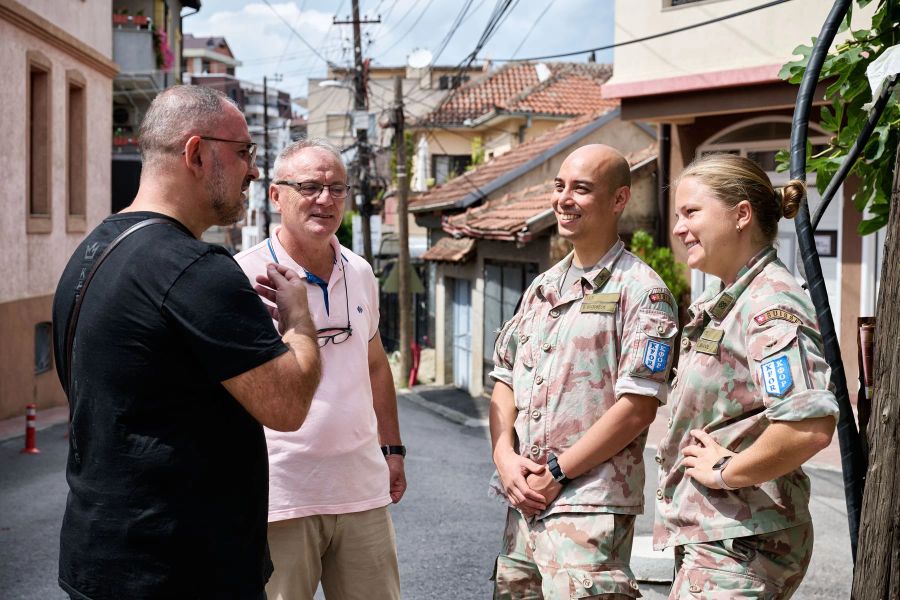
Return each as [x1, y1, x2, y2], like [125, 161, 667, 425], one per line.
[381, 445, 406, 457]
[546, 452, 571, 485]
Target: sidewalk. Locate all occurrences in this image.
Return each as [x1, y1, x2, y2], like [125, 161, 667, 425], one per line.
[0, 405, 68, 443]
[401, 384, 845, 472]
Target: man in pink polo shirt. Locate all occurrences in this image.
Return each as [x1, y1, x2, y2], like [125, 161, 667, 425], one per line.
[235, 139, 405, 600]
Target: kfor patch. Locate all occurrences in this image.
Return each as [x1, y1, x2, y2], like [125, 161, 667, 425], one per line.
[754, 308, 802, 325]
[761, 355, 794, 397]
[643, 340, 671, 373]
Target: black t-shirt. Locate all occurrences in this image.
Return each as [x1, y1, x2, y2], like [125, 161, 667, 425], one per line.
[52, 212, 288, 600]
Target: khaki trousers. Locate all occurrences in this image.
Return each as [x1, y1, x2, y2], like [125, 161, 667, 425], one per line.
[266, 506, 400, 600]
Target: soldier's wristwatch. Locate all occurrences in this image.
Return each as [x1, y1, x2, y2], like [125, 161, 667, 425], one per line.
[547, 452, 571, 485]
[712, 455, 737, 490]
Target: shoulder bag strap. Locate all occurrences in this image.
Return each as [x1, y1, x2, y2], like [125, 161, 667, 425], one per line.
[64, 217, 174, 395]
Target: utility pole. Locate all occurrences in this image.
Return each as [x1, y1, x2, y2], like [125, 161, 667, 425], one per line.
[262, 73, 282, 239]
[394, 75, 412, 386]
[263, 75, 271, 238]
[335, 0, 380, 263]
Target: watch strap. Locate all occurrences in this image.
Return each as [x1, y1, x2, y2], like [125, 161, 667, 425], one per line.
[381, 445, 406, 457]
[547, 452, 571, 485]
[712, 455, 737, 490]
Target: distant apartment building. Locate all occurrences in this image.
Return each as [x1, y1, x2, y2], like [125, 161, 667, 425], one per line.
[0, 0, 118, 419]
[183, 33, 293, 250]
[111, 0, 200, 212]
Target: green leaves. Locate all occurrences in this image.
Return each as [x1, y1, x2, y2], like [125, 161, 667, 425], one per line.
[776, 0, 899, 235]
[630, 231, 689, 303]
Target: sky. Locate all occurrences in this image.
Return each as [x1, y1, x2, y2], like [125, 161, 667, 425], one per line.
[183, 0, 615, 101]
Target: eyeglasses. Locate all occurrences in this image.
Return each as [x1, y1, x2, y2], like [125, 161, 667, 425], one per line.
[192, 135, 258, 166]
[274, 180, 349, 199]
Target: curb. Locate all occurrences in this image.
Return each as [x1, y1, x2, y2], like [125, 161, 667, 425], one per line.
[0, 406, 69, 443]
[400, 390, 488, 428]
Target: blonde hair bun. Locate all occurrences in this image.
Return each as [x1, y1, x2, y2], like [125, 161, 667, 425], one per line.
[777, 179, 805, 220]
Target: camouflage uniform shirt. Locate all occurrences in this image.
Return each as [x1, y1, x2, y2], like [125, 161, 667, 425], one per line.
[654, 246, 840, 549]
[491, 240, 678, 517]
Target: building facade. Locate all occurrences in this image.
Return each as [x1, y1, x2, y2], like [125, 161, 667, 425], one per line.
[0, 0, 118, 419]
[602, 0, 883, 392]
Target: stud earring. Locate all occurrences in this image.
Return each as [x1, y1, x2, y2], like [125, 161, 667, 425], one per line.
[736, 224, 742, 232]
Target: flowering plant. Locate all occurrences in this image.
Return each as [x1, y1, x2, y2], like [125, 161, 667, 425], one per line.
[153, 27, 174, 70]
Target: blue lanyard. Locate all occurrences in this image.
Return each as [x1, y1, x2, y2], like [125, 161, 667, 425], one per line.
[265, 237, 336, 315]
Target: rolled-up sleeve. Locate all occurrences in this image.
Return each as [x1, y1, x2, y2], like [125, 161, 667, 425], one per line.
[616, 289, 678, 404]
[748, 317, 839, 422]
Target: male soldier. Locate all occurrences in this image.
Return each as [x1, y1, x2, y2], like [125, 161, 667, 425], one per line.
[52, 86, 321, 599]
[489, 144, 678, 599]
[236, 139, 404, 600]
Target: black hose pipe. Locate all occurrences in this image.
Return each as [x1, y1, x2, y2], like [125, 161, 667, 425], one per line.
[789, 0, 865, 564]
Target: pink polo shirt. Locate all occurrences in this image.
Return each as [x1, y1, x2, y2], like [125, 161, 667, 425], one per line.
[235, 229, 390, 521]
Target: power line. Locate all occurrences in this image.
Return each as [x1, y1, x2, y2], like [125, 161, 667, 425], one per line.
[260, 0, 335, 67]
[509, 1, 553, 60]
[431, 0, 475, 65]
[377, 0, 438, 56]
[489, 0, 796, 62]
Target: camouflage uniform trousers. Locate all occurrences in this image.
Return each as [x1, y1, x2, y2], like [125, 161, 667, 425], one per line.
[493, 507, 643, 599]
[669, 522, 813, 599]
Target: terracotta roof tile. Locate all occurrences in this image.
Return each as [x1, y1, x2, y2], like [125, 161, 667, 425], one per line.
[422, 237, 476, 263]
[419, 62, 613, 126]
[410, 111, 614, 212]
[440, 145, 658, 243]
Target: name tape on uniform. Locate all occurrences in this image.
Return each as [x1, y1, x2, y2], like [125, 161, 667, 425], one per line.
[695, 327, 724, 355]
[754, 308, 802, 325]
[581, 292, 620, 314]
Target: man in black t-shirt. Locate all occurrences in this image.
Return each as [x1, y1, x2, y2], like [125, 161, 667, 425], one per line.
[52, 86, 322, 600]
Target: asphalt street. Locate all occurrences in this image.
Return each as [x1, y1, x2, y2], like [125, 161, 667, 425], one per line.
[0, 396, 853, 599]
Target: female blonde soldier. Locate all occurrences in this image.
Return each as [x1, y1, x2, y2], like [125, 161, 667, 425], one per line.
[654, 154, 839, 598]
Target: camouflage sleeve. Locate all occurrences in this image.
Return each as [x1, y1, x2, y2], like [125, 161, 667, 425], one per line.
[747, 305, 839, 422]
[488, 311, 522, 387]
[616, 286, 679, 403]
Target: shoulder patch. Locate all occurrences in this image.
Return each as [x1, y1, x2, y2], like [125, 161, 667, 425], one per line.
[648, 287, 675, 308]
[761, 355, 794, 397]
[754, 308, 802, 326]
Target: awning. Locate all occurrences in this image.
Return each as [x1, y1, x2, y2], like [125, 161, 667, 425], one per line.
[422, 237, 476, 263]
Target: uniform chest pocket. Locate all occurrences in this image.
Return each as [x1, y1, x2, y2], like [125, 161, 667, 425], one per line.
[628, 310, 678, 383]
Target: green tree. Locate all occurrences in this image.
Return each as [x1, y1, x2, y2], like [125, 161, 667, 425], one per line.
[629, 230, 689, 303]
[777, 0, 899, 234]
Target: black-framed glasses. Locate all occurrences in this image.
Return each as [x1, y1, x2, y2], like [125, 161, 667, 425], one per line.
[274, 180, 349, 199]
[191, 135, 258, 165]
[315, 267, 352, 347]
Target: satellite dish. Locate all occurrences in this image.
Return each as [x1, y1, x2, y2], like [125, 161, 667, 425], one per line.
[407, 48, 433, 69]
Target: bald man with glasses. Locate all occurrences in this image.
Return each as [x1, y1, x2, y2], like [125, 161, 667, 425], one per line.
[235, 139, 405, 600]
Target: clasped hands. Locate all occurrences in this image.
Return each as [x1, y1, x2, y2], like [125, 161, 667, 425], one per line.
[495, 449, 562, 519]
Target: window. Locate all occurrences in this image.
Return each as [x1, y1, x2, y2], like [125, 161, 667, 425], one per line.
[34, 322, 52, 375]
[27, 50, 52, 233]
[67, 70, 87, 232]
[482, 261, 538, 387]
[438, 75, 470, 90]
[432, 154, 472, 185]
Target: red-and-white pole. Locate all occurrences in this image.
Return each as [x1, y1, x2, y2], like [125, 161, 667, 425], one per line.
[21, 403, 40, 454]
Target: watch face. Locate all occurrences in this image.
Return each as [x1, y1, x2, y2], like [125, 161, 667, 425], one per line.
[712, 456, 731, 470]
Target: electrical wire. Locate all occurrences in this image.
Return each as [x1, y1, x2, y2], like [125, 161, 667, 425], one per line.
[431, 0, 475, 65]
[377, 0, 438, 56]
[509, 1, 553, 60]
[260, 0, 335, 67]
[489, 0, 796, 62]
